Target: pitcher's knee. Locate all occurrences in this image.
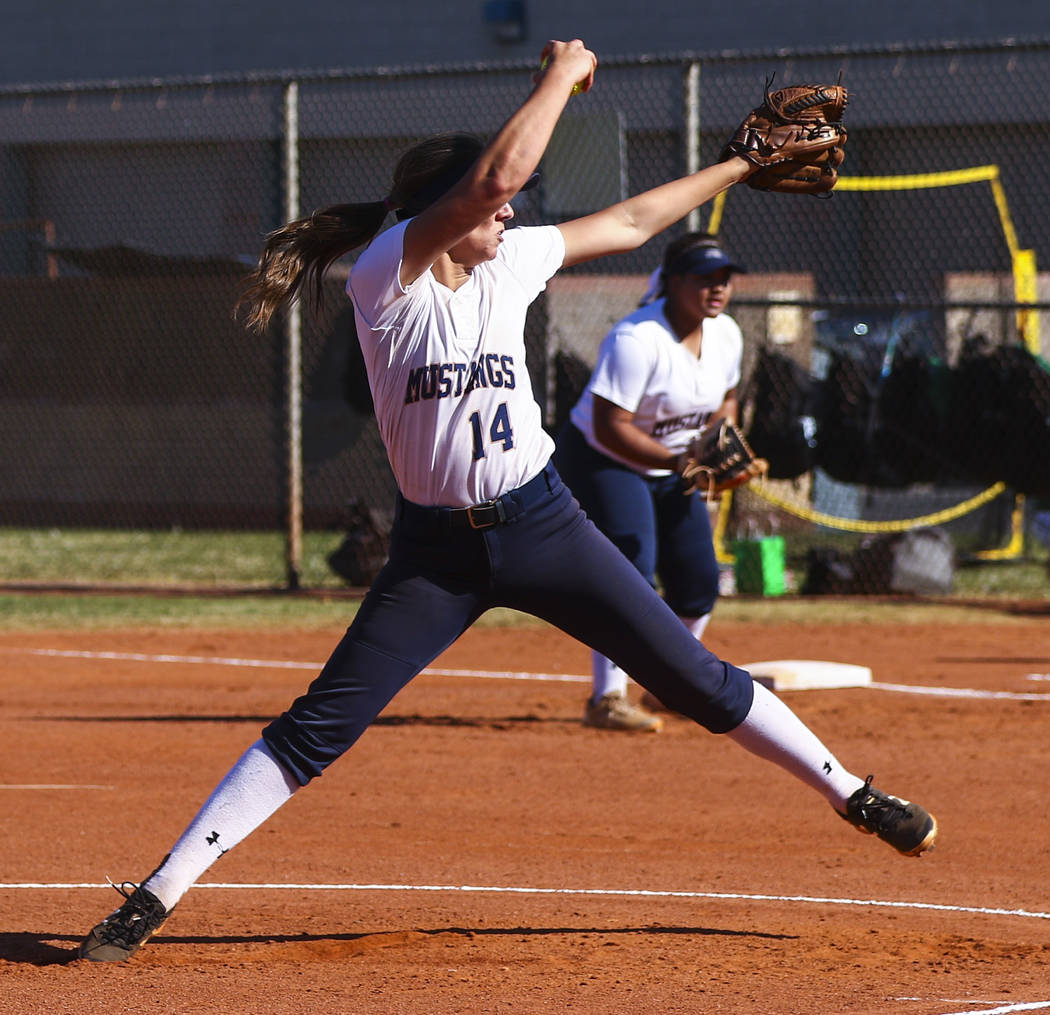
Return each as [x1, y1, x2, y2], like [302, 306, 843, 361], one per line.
[262, 714, 364, 785]
[643, 659, 754, 733]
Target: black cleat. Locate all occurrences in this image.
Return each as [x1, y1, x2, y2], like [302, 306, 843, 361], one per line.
[78, 881, 171, 962]
[838, 775, 938, 856]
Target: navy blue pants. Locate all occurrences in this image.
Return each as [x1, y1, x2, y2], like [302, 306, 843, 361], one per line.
[263, 462, 753, 784]
[553, 423, 720, 618]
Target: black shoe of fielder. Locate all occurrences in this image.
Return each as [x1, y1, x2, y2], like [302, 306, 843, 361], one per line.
[78, 880, 171, 962]
[838, 775, 938, 856]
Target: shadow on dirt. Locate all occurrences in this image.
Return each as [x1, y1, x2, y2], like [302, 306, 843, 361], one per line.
[0, 932, 81, 965]
[0, 923, 796, 966]
[35, 713, 579, 728]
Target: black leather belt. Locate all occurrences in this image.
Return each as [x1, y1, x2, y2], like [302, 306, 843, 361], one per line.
[398, 462, 556, 533]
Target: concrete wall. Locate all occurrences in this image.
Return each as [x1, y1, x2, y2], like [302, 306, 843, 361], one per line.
[1, 1, 1046, 87]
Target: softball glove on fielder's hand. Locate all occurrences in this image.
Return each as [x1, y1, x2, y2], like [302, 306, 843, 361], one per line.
[722, 78, 849, 195]
[678, 420, 769, 499]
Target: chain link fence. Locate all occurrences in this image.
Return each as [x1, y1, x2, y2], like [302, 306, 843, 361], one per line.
[1, 42, 1048, 595]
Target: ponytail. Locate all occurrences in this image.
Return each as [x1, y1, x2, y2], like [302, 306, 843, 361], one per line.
[237, 131, 487, 332]
[236, 199, 390, 333]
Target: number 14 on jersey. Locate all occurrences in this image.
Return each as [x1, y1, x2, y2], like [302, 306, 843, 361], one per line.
[469, 403, 515, 460]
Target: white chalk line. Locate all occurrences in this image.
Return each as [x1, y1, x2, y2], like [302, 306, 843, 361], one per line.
[5, 647, 314, 670]
[2, 647, 588, 684]
[936, 1004, 1050, 1015]
[5, 880, 1048, 1012]
[0, 784, 114, 790]
[899, 1003, 1050, 1015]
[3, 880, 1049, 924]
[8, 648, 1048, 1009]
[898, 1002, 1049, 1009]
[6, 646, 1049, 699]
[868, 682, 1050, 702]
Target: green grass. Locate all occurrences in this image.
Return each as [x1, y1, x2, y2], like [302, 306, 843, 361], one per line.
[0, 525, 1045, 631]
[0, 592, 561, 631]
[0, 591, 350, 629]
[777, 550, 1049, 601]
[0, 589, 1041, 633]
[775, 532, 1048, 601]
[952, 556, 1050, 599]
[0, 527, 350, 589]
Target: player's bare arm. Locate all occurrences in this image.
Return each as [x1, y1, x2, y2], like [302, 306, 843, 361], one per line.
[557, 158, 752, 268]
[592, 396, 680, 471]
[400, 39, 596, 286]
[707, 388, 740, 428]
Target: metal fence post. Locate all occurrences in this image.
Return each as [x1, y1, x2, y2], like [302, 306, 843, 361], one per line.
[684, 60, 701, 233]
[283, 79, 303, 589]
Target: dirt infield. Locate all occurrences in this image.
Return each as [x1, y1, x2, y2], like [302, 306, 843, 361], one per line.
[3, 613, 1050, 1014]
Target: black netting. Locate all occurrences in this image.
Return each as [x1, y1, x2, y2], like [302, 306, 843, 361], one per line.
[1, 46, 1048, 592]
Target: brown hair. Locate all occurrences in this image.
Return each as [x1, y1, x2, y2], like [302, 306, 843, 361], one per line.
[236, 132, 486, 332]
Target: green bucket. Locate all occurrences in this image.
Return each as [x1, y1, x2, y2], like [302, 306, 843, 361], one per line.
[732, 535, 786, 597]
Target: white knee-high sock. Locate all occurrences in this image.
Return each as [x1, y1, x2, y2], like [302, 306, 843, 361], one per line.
[143, 739, 300, 911]
[591, 650, 628, 700]
[726, 681, 866, 811]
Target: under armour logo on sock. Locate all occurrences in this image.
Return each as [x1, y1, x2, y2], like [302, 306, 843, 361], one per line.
[823, 761, 832, 774]
[206, 830, 228, 856]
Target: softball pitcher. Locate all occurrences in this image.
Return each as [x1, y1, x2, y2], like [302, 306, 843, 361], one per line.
[79, 39, 937, 963]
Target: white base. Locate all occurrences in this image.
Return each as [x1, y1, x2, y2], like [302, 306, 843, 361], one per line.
[743, 659, 873, 692]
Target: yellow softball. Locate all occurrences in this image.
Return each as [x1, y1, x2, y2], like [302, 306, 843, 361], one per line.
[540, 56, 583, 96]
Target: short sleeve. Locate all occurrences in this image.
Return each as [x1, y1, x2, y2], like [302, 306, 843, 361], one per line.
[495, 225, 565, 302]
[587, 328, 656, 413]
[347, 220, 417, 329]
[720, 315, 744, 391]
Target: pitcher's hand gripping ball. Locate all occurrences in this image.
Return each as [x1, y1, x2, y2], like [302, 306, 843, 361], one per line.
[540, 56, 584, 95]
[722, 78, 849, 195]
[678, 420, 769, 499]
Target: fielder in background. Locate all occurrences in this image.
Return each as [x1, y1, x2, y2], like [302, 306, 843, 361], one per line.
[77, 40, 935, 965]
[554, 232, 750, 732]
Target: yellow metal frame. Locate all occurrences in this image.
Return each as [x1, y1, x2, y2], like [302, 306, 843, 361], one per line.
[707, 165, 1036, 563]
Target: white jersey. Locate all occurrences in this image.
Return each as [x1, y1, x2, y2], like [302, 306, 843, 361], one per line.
[348, 220, 565, 507]
[570, 299, 743, 476]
